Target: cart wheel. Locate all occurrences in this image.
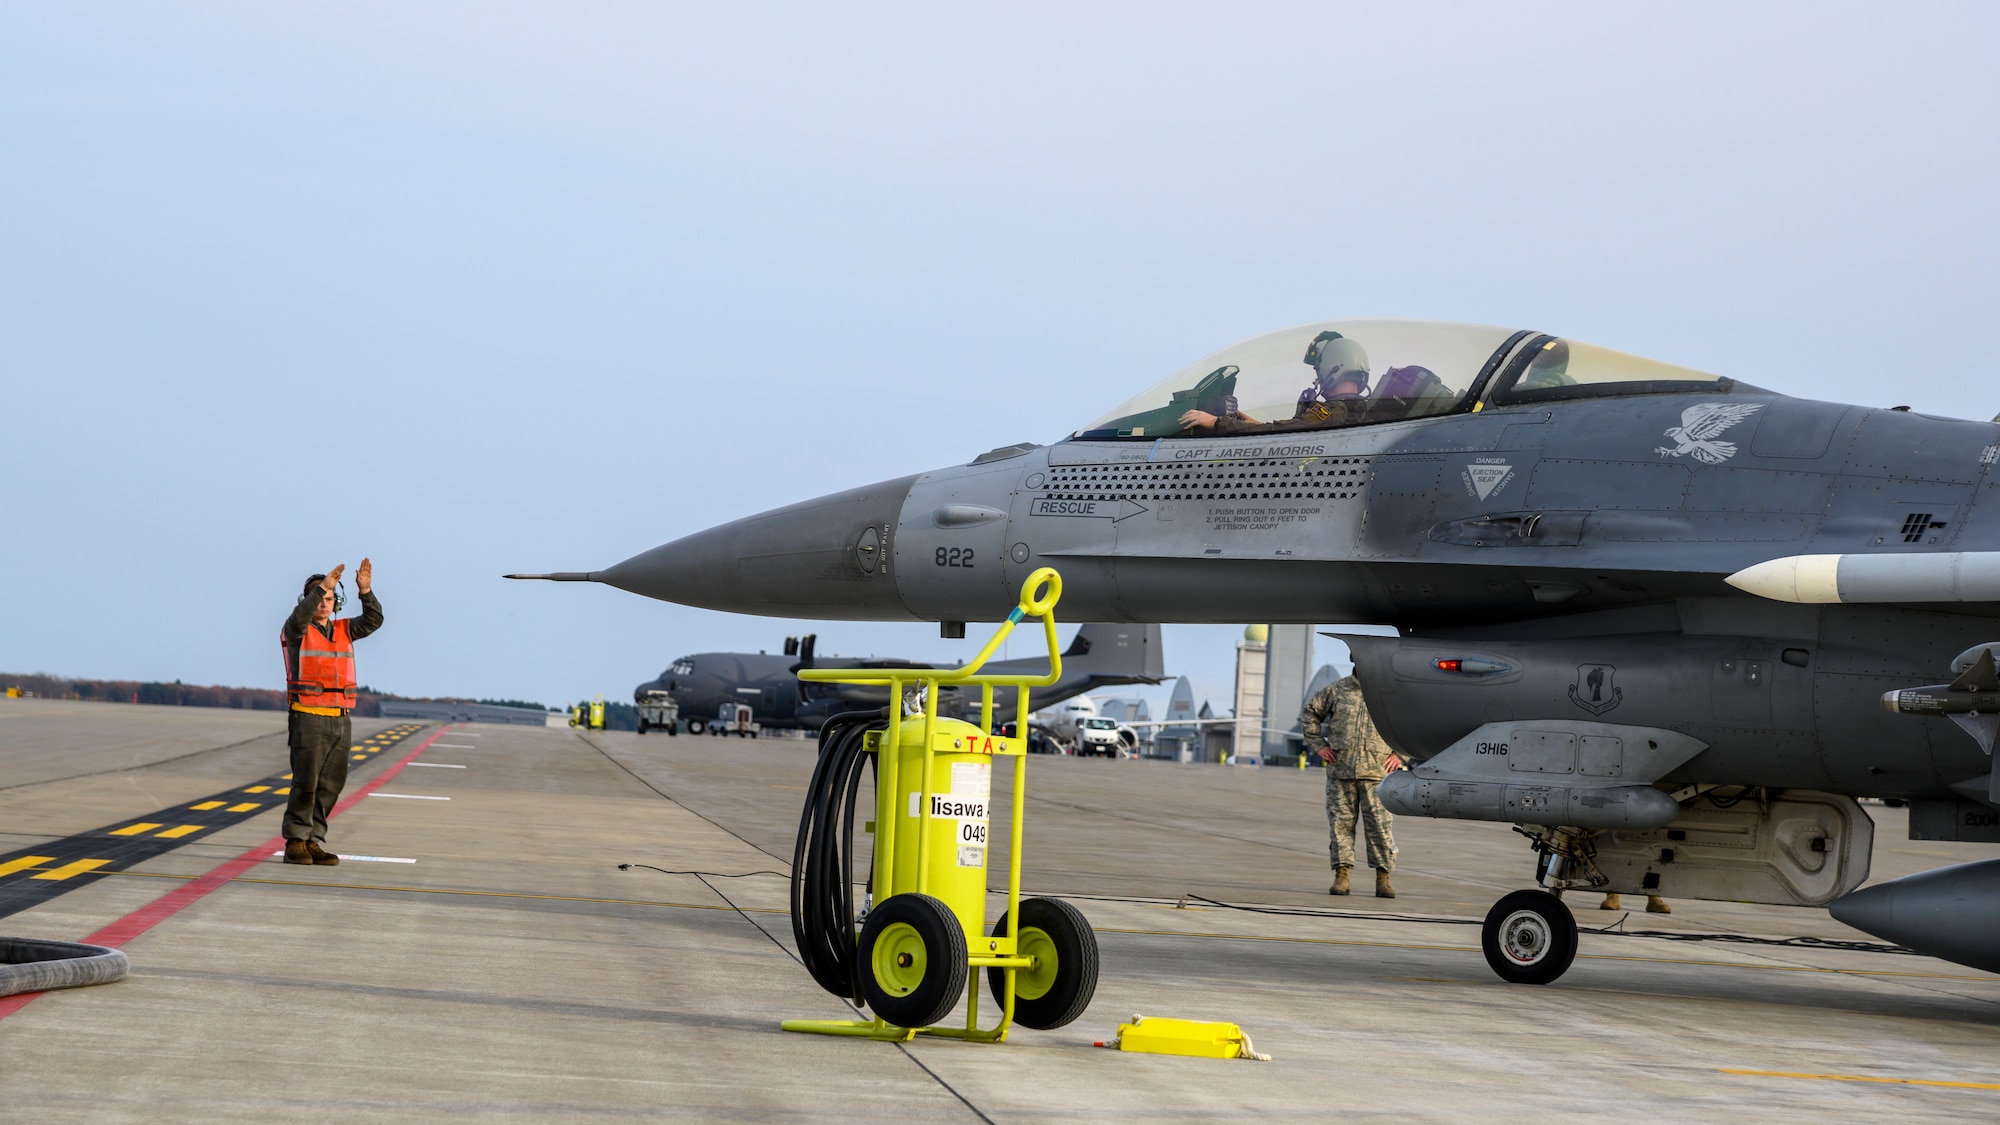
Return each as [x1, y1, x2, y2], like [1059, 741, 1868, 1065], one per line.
[1481, 889, 1578, 985]
[987, 897, 1097, 1029]
[859, 894, 968, 1029]
[637, 718, 649, 735]
[688, 719, 705, 735]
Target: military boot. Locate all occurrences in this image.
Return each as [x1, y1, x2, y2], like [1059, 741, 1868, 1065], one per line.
[1329, 866, 1351, 896]
[1374, 869, 1395, 899]
[283, 839, 312, 865]
[1600, 893, 1623, 911]
[1646, 895, 1671, 914]
[306, 841, 340, 866]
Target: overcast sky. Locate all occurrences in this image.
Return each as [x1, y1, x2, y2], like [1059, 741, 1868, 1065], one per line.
[3, 4, 1996, 716]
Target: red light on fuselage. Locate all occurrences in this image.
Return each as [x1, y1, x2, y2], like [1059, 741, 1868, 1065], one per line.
[1435, 659, 1463, 673]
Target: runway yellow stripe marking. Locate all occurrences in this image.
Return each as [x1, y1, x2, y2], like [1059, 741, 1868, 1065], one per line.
[0, 856, 54, 877]
[274, 787, 290, 795]
[245, 786, 271, 793]
[226, 803, 260, 813]
[282, 773, 293, 780]
[191, 801, 226, 811]
[110, 823, 164, 836]
[32, 859, 111, 881]
[155, 825, 204, 839]
[1722, 1067, 2000, 1091]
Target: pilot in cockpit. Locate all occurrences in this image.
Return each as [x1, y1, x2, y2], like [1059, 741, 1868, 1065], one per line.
[1177, 330, 1371, 434]
[1514, 338, 1573, 391]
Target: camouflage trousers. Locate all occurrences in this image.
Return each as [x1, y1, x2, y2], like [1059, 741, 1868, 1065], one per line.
[1326, 773, 1396, 871]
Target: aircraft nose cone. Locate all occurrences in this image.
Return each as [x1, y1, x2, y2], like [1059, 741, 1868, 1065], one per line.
[598, 475, 921, 620]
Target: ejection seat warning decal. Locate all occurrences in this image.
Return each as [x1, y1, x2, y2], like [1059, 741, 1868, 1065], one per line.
[1462, 460, 1514, 500]
[905, 761, 992, 867]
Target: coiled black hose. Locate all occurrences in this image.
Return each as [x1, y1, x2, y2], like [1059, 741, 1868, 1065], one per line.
[791, 709, 887, 1001]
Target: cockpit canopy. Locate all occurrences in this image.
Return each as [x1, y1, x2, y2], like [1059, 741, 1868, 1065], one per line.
[1073, 319, 1737, 440]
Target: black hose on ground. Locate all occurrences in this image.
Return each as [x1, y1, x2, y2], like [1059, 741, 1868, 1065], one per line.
[790, 709, 887, 1002]
[0, 937, 128, 997]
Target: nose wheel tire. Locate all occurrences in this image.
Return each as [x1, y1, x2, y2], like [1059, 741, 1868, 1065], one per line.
[858, 894, 968, 1029]
[687, 719, 706, 735]
[987, 897, 1098, 1029]
[1481, 889, 1578, 985]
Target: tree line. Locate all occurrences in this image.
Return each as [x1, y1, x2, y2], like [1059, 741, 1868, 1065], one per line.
[3, 674, 551, 718]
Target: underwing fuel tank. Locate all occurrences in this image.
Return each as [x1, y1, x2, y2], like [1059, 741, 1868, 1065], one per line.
[1831, 859, 2000, 972]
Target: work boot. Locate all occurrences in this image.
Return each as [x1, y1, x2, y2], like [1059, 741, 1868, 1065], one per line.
[1600, 893, 1623, 911]
[283, 839, 312, 865]
[1646, 895, 1671, 914]
[1329, 866, 1351, 896]
[1374, 869, 1395, 899]
[306, 841, 340, 866]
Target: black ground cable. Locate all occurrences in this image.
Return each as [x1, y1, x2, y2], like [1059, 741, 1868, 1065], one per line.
[790, 710, 887, 1002]
[617, 865, 788, 879]
[1176, 888, 1912, 948]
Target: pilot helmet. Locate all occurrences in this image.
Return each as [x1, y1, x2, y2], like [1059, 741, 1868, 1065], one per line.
[1304, 331, 1370, 394]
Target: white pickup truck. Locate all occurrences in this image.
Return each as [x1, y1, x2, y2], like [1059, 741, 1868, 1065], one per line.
[1077, 717, 1126, 757]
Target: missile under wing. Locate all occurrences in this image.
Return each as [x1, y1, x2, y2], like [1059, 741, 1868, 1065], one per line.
[514, 317, 2000, 982]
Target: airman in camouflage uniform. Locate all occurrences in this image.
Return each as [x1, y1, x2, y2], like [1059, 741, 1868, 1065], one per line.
[1302, 675, 1398, 898]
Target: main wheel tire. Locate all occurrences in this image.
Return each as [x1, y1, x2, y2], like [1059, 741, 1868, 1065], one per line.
[986, 897, 1098, 1029]
[1481, 889, 1578, 985]
[858, 893, 968, 1029]
[688, 719, 705, 735]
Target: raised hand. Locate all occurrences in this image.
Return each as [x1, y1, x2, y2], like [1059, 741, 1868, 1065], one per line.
[324, 563, 346, 591]
[356, 557, 372, 595]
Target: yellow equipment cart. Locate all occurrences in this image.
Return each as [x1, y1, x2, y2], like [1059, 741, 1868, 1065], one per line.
[784, 567, 1098, 1042]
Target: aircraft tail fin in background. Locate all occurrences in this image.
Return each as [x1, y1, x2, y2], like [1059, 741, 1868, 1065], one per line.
[1061, 623, 1165, 681]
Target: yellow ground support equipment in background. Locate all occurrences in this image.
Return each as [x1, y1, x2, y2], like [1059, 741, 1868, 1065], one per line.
[1101, 1015, 1272, 1061]
[784, 568, 1099, 1043]
[568, 696, 608, 730]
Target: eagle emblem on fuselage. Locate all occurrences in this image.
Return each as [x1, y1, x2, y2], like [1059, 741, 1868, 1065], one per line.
[1655, 402, 1763, 465]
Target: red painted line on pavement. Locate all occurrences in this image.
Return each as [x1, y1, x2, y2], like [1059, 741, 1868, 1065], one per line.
[0, 724, 456, 1021]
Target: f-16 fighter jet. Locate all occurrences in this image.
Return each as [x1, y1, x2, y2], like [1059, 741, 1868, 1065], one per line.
[513, 319, 2000, 984]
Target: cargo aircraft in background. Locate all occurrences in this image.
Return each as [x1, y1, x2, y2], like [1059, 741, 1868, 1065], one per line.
[514, 318, 2000, 984]
[630, 623, 1162, 735]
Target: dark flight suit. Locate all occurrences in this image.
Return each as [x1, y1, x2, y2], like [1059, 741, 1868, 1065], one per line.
[281, 589, 383, 843]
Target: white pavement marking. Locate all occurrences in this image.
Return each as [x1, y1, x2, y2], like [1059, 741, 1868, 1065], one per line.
[269, 853, 417, 863]
[408, 763, 467, 768]
[368, 794, 451, 800]
[434, 743, 477, 749]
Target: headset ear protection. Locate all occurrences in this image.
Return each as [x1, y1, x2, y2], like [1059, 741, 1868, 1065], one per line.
[304, 574, 347, 614]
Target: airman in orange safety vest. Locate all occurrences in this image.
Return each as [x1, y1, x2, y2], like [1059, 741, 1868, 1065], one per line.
[280, 559, 384, 865]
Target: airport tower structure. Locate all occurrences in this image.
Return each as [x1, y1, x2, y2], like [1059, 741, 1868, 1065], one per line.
[1232, 626, 1267, 764]
[1260, 626, 1314, 765]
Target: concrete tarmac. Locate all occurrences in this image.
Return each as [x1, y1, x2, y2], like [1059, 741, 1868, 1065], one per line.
[2, 695, 1998, 1122]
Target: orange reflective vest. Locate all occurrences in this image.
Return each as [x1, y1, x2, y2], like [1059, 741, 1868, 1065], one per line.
[282, 618, 357, 712]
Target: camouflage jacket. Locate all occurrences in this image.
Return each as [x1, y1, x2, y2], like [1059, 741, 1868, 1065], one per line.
[1301, 676, 1393, 780]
